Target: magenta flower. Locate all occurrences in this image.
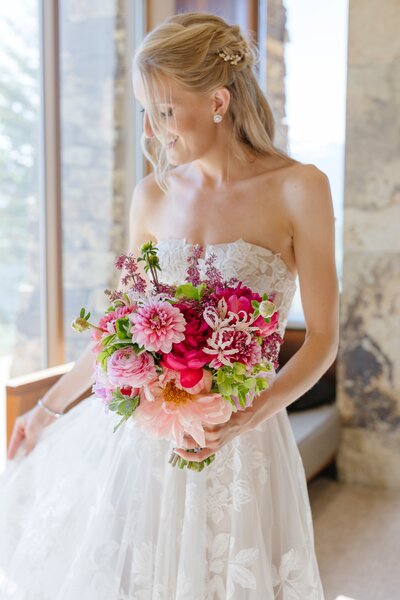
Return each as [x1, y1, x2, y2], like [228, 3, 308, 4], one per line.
[160, 299, 212, 389]
[129, 298, 186, 353]
[252, 310, 280, 337]
[107, 347, 157, 387]
[133, 368, 232, 448]
[205, 329, 262, 369]
[202, 297, 262, 368]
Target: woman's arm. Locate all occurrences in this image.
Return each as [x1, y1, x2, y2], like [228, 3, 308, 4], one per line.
[42, 177, 155, 414]
[173, 166, 340, 463]
[247, 165, 340, 427]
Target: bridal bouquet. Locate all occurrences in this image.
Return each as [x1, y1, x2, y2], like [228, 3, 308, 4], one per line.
[72, 241, 283, 472]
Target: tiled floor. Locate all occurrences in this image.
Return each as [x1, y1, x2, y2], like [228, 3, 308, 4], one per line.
[309, 471, 400, 600]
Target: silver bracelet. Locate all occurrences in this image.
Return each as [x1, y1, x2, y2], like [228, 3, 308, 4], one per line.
[37, 398, 64, 418]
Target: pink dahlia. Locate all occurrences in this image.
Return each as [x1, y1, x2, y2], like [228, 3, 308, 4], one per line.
[133, 368, 232, 448]
[129, 299, 186, 353]
[107, 346, 157, 387]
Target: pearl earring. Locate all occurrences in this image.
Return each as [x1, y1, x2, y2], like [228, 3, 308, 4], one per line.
[213, 114, 223, 123]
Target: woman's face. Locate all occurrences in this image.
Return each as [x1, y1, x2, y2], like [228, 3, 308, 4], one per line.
[132, 67, 226, 166]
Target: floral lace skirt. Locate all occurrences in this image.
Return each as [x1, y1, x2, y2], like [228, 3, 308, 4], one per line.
[0, 394, 325, 599]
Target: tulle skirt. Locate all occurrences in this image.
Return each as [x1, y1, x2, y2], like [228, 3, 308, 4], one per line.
[0, 394, 325, 599]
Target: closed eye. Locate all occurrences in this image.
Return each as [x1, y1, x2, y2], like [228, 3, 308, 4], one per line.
[160, 108, 173, 118]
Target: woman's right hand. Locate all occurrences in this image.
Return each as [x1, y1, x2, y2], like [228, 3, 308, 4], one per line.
[7, 403, 58, 460]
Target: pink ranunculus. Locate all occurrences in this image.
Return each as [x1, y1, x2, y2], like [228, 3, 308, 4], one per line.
[133, 368, 232, 448]
[91, 305, 136, 352]
[107, 347, 157, 388]
[129, 298, 186, 353]
[253, 310, 279, 337]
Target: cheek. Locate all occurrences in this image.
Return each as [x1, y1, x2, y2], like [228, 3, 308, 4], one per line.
[181, 118, 213, 147]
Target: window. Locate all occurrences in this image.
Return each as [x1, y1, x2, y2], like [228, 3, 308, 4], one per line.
[58, 1, 135, 363]
[0, 0, 142, 473]
[283, 0, 348, 326]
[0, 1, 42, 472]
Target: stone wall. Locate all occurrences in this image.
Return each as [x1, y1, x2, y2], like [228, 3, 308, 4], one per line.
[265, 0, 289, 151]
[336, 0, 400, 488]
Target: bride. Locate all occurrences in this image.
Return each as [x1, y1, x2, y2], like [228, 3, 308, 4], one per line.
[1, 11, 338, 600]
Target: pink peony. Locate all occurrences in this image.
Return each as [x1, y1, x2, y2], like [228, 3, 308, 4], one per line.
[133, 368, 232, 448]
[216, 283, 262, 317]
[107, 347, 157, 387]
[252, 310, 279, 337]
[129, 299, 186, 353]
[160, 299, 212, 390]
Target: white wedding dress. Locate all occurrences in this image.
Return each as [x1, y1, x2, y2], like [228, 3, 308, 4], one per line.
[0, 238, 325, 599]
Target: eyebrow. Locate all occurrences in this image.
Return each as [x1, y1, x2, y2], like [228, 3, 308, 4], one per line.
[135, 101, 176, 109]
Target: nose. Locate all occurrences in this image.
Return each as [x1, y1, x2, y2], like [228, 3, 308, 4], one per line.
[143, 111, 154, 139]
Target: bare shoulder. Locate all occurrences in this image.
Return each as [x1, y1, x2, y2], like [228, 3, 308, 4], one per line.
[282, 163, 333, 226]
[283, 163, 331, 204]
[132, 171, 164, 211]
[128, 172, 164, 248]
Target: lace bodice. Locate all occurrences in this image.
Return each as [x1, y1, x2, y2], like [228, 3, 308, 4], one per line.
[156, 237, 297, 338]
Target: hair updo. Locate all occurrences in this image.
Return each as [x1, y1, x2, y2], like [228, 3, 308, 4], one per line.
[134, 11, 298, 190]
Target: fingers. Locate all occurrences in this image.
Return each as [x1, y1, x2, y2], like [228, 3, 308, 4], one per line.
[24, 436, 36, 456]
[173, 446, 214, 462]
[7, 420, 25, 460]
[181, 434, 200, 450]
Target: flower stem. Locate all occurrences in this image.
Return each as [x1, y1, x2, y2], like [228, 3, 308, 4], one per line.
[168, 450, 216, 472]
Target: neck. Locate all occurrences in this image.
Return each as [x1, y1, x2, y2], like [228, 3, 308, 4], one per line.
[191, 130, 258, 188]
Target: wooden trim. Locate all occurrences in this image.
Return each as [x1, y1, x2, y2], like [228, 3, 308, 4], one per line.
[5, 363, 92, 446]
[147, 0, 175, 30]
[248, 0, 259, 37]
[39, 0, 64, 366]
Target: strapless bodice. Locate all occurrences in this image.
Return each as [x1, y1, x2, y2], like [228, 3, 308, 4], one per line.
[156, 237, 297, 338]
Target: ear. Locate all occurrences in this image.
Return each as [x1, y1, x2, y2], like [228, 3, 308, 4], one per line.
[212, 87, 230, 116]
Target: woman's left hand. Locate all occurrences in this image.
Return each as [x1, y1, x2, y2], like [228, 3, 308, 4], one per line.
[173, 407, 254, 463]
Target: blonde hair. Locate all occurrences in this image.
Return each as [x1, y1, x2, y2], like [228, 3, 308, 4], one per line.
[134, 12, 299, 190]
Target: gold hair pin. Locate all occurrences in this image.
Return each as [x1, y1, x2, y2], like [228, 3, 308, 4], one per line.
[217, 46, 249, 66]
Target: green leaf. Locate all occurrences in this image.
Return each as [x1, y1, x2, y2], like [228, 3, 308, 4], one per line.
[80, 307, 85, 318]
[115, 317, 130, 340]
[174, 283, 199, 300]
